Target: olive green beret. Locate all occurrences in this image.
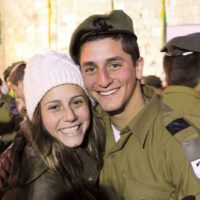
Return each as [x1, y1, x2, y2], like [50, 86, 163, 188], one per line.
[69, 10, 137, 64]
[161, 32, 200, 56]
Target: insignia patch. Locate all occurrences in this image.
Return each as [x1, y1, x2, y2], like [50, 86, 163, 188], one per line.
[182, 195, 196, 200]
[166, 118, 191, 135]
[79, 18, 113, 43]
[93, 18, 113, 32]
[183, 137, 200, 180]
[191, 159, 200, 179]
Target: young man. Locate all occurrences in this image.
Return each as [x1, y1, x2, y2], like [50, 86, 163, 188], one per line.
[161, 32, 200, 129]
[69, 10, 200, 199]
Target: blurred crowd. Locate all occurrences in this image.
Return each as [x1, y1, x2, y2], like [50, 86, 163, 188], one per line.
[0, 61, 26, 153]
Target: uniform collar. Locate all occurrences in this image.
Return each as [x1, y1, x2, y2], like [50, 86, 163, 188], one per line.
[127, 85, 161, 147]
[163, 85, 200, 99]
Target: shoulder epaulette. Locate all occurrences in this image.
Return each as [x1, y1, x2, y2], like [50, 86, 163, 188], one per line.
[160, 102, 200, 141]
[161, 102, 200, 180]
[166, 118, 191, 135]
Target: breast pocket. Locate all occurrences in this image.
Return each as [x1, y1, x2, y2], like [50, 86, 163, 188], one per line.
[124, 176, 172, 200]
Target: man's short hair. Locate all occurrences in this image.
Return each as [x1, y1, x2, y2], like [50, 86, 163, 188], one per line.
[9, 62, 26, 86]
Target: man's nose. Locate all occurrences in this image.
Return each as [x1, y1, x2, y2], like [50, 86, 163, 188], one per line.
[97, 68, 113, 87]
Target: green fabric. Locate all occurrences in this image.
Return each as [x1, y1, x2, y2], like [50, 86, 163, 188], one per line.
[0, 94, 14, 123]
[162, 86, 200, 129]
[95, 85, 200, 200]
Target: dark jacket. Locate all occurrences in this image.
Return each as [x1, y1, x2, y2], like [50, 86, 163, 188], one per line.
[1, 134, 109, 200]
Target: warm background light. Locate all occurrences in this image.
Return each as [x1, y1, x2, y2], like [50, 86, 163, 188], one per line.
[0, 0, 200, 80]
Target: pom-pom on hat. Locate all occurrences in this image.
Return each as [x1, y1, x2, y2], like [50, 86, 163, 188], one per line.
[24, 50, 86, 120]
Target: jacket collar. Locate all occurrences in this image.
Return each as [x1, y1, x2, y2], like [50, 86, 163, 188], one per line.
[95, 85, 161, 148]
[163, 85, 200, 100]
[127, 85, 161, 147]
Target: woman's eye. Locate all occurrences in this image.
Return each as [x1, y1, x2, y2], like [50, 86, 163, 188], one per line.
[48, 105, 60, 111]
[74, 99, 83, 106]
[71, 97, 86, 108]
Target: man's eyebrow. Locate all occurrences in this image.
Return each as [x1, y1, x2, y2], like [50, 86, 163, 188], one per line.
[106, 56, 124, 62]
[81, 56, 124, 67]
[81, 61, 96, 67]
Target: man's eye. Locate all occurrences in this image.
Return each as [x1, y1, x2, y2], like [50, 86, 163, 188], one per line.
[110, 63, 121, 69]
[84, 66, 96, 74]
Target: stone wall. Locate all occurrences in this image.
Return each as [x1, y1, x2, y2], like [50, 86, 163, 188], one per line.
[0, 0, 200, 79]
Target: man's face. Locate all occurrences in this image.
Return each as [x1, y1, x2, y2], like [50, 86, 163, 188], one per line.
[79, 38, 143, 113]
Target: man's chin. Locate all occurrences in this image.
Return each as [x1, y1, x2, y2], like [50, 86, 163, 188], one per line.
[100, 103, 125, 116]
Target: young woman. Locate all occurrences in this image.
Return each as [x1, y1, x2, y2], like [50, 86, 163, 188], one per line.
[1, 50, 109, 200]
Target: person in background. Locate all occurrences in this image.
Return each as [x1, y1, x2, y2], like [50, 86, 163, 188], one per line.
[0, 79, 3, 93]
[143, 75, 164, 95]
[2, 66, 13, 96]
[69, 10, 200, 199]
[0, 79, 18, 152]
[0, 62, 26, 180]
[0, 78, 12, 153]
[1, 50, 111, 200]
[9, 61, 26, 115]
[0, 62, 26, 152]
[0, 74, 16, 127]
[2, 61, 25, 97]
[161, 32, 200, 129]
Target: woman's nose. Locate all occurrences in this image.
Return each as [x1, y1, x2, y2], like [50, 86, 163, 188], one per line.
[62, 107, 77, 122]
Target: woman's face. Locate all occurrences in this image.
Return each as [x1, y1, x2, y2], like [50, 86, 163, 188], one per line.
[40, 84, 90, 148]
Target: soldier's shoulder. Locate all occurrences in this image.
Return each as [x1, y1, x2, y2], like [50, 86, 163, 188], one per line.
[160, 102, 200, 181]
[160, 102, 200, 141]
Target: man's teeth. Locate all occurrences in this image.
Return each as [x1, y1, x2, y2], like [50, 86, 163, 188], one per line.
[60, 126, 79, 134]
[100, 89, 117, 96]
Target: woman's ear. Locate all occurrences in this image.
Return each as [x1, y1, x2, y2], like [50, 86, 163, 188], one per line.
[135, 57, 144, 80]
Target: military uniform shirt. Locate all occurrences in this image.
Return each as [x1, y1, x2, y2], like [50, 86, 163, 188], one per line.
[95, 85, 200, 200]
[162, 85, 200, 129]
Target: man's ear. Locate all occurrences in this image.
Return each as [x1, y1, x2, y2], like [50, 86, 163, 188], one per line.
[135, 57, 144, 80]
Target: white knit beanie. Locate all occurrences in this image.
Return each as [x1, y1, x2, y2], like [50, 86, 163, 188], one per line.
[24, 50, 87, 120]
